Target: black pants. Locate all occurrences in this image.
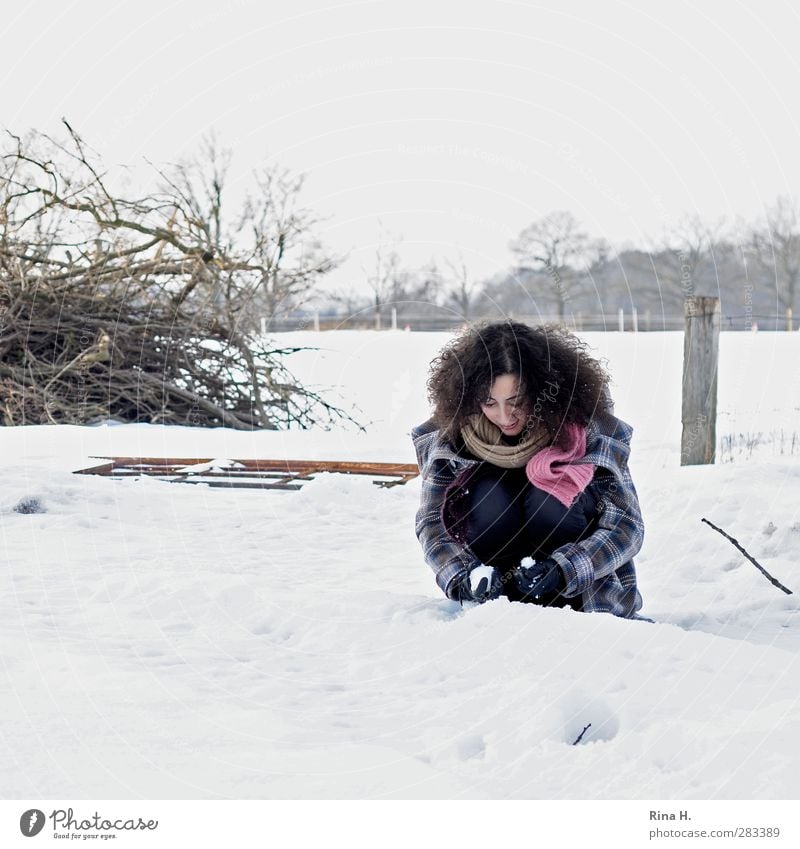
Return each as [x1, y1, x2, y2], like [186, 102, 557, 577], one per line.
[463, 464, 598, 609]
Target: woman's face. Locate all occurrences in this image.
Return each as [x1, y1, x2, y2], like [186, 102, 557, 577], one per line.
[480, 373, 529, 436]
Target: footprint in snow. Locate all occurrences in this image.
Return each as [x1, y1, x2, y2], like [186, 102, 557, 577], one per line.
[456, 734, 487, 761]
[389, 598, 466, 625]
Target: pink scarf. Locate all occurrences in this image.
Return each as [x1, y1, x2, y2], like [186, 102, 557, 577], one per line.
[525, 422, 595, 507]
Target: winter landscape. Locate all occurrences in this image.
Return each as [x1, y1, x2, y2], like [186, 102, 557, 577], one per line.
[2, 328, 799, 800]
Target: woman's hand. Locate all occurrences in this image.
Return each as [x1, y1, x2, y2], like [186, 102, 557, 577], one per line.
[466, 564, 504, 602]
[511, 556, 565, 600]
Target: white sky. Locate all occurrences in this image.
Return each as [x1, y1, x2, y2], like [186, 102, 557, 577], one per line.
[4, 0, 800, 295]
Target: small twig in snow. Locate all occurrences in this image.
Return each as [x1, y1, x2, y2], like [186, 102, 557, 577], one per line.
[572, 723, 592, 745]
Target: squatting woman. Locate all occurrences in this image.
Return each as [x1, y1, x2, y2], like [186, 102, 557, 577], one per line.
[411, 320, 646, 618]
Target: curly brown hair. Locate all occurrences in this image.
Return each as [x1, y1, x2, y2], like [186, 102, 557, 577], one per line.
[425, 320, 614, 448]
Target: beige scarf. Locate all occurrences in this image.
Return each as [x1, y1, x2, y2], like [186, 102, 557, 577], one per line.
[460, 412, 553, 468]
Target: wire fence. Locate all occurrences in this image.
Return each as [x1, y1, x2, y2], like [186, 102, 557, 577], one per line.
[262, 308, 798, 333]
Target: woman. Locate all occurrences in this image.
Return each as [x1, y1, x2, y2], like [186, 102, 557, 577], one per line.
[411, 320, 645, 618]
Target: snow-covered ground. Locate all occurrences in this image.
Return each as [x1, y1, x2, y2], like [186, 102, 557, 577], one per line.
[1, 330, 799, 799]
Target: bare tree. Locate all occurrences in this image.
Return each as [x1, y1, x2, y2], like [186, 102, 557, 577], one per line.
[363, 220, 402, 329]
[651, 213, 728, 308]
[747, 195, 800, 313]
[509, 211, 599, 320]
[443, 252, 481, 319]
[412, 257, 446, 310]
[160, 133, 343, 328]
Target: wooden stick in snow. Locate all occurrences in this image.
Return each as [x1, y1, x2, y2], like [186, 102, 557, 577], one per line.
[701, 517, 793, 595]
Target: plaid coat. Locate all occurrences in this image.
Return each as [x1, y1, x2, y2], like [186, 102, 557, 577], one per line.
[411, 409, 645, 618]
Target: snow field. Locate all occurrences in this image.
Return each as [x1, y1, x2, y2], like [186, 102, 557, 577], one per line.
[1, 330, 799, 798]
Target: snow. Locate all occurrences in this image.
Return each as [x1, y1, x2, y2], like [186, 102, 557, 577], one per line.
[1, 330, 799, 799]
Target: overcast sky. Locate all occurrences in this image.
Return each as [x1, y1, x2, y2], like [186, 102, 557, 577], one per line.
[4, 0, 800, 296]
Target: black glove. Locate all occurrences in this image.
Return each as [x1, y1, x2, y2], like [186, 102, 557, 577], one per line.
[463, 564, 504, 603]
[511, 556, 566, 601]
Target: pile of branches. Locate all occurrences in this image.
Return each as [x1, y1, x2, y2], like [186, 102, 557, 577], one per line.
[0, 123, 359, 430]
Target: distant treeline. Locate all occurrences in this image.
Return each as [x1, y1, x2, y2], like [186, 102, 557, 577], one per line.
[322, 206, 800, 332]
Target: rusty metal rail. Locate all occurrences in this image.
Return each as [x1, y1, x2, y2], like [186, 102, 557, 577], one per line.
[73, 456, 420, 490]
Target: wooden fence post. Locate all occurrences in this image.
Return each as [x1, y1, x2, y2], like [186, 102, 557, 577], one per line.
[681, 296, 719, 465]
